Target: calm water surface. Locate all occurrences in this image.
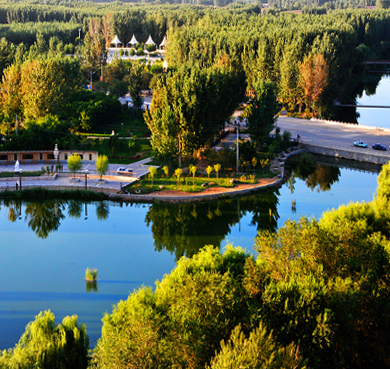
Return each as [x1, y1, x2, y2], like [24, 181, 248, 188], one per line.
[356, 75, 390, 129]
[0, 162, 380, 349]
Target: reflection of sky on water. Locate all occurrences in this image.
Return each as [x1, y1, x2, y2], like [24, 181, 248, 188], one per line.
[357, 75, 390, 129]
[0, 167, 379, 350]
[0, 203, 175, 349]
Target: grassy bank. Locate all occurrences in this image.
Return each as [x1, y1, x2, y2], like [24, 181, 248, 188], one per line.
[129, 169, 275, 194]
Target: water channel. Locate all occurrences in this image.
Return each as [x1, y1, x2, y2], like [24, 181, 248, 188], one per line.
[0, 156, 382, 350]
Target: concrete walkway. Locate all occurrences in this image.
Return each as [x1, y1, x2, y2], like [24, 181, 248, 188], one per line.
[0, 157, 157, 193]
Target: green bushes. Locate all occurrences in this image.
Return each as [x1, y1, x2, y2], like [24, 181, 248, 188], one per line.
[0, 310, 89, 369]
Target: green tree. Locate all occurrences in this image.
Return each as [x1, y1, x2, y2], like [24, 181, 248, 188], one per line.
[214, 163, 221, 179]
[252, 157, 257, 174]
[95, 155, 109, 180]
[245, 79, 279, 146]
[21, 58, 81, 121]
[0, 64, 22, 134]
[377, 161, 390, 199]
[145, 65, 245, 162]
[127, 62, 144, 110]
[24, 201, 65, 239]
[189, 164, 197, 185]
[208, 323, 306, 369]
[68, 154, 82, 179]
[163, 165, 169, 178]
[149, 166, 157, 186]
[174, 167, 183, 188]
[0, 310, 88, 369]
[206, 165, 213, 178]
[91, 246, 253, 369]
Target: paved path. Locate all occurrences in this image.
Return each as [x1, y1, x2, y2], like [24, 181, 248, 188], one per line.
[0, 157, 157, 193]
[276, 116, 390, 158]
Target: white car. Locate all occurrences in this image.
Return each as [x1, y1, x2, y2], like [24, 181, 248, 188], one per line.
[117, 167, 126, 173]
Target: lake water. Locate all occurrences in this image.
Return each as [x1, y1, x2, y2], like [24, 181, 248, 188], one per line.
[0, 159, 381, 350]
[356, 74, 390, 129]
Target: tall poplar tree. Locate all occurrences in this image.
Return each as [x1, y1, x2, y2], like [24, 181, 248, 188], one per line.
[145, 64, 245, 163]
[245, 79, 279, 146]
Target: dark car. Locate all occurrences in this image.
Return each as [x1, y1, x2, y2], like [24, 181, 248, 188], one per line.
[372, 143, 387, 151]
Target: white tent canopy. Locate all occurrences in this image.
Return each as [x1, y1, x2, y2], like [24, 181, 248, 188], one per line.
[145, 35, 156, 46]
[159, 35, 168, 48]
[111, 35, 122, 47]
[128, 34, 139, 46]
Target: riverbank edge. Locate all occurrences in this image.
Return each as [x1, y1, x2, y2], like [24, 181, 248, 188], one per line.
[0, 149, 305, 204]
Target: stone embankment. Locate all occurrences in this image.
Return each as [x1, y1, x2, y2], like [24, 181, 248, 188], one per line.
[304, 143, 390, 165]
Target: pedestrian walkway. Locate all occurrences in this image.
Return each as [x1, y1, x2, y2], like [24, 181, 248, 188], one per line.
[0, 157, 157, 193]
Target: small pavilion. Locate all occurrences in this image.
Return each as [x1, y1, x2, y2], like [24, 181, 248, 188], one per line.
[110, 35, 123, 48]
[159, 35, 168, 51]
[127, 34, 139, 48]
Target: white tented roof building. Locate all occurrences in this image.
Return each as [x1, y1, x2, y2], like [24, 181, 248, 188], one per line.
[128, 34, 139, 46]
[145, 35, 156, 46]
[111, 35, 122, 47]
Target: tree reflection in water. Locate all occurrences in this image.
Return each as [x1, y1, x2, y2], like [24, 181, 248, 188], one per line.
[24, 200, 66, 239]
[67, 200, 83, 219]
[96, 202, 109, 220]
[1, 193, 281, 254]
[4, 200, 22, 222]
[287, 154, 341, 193]
[145, 192, 280, 260]
[86, 281, 98, 293]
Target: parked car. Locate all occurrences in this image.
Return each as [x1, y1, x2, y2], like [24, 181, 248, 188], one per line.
[353, 140, 367, 148]
[125, 168, 133, 173]
[117, 167, 126, 173]
[372, 143, 387, 151]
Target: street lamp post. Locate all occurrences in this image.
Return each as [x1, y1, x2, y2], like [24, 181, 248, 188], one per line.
[234, 122, 240, 172]
[90, 71, 95, 90]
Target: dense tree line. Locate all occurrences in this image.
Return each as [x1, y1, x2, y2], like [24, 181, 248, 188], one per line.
[166, 8, 390, 119]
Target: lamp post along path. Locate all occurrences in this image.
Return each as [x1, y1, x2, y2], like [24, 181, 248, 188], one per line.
[235, 122, 240, 172]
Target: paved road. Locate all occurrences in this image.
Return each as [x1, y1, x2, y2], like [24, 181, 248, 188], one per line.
[276, 117, 390, 157]
[217, 116, 390, 159]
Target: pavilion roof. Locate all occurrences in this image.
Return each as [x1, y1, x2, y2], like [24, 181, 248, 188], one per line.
[111, 35, 122, 46]
[145, 35, 156, 45]
[128, 34, 139, 45]
[159, 35, 168, 47]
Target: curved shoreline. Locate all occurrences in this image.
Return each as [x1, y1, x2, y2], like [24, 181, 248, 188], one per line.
[0, 149, 305, 203]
